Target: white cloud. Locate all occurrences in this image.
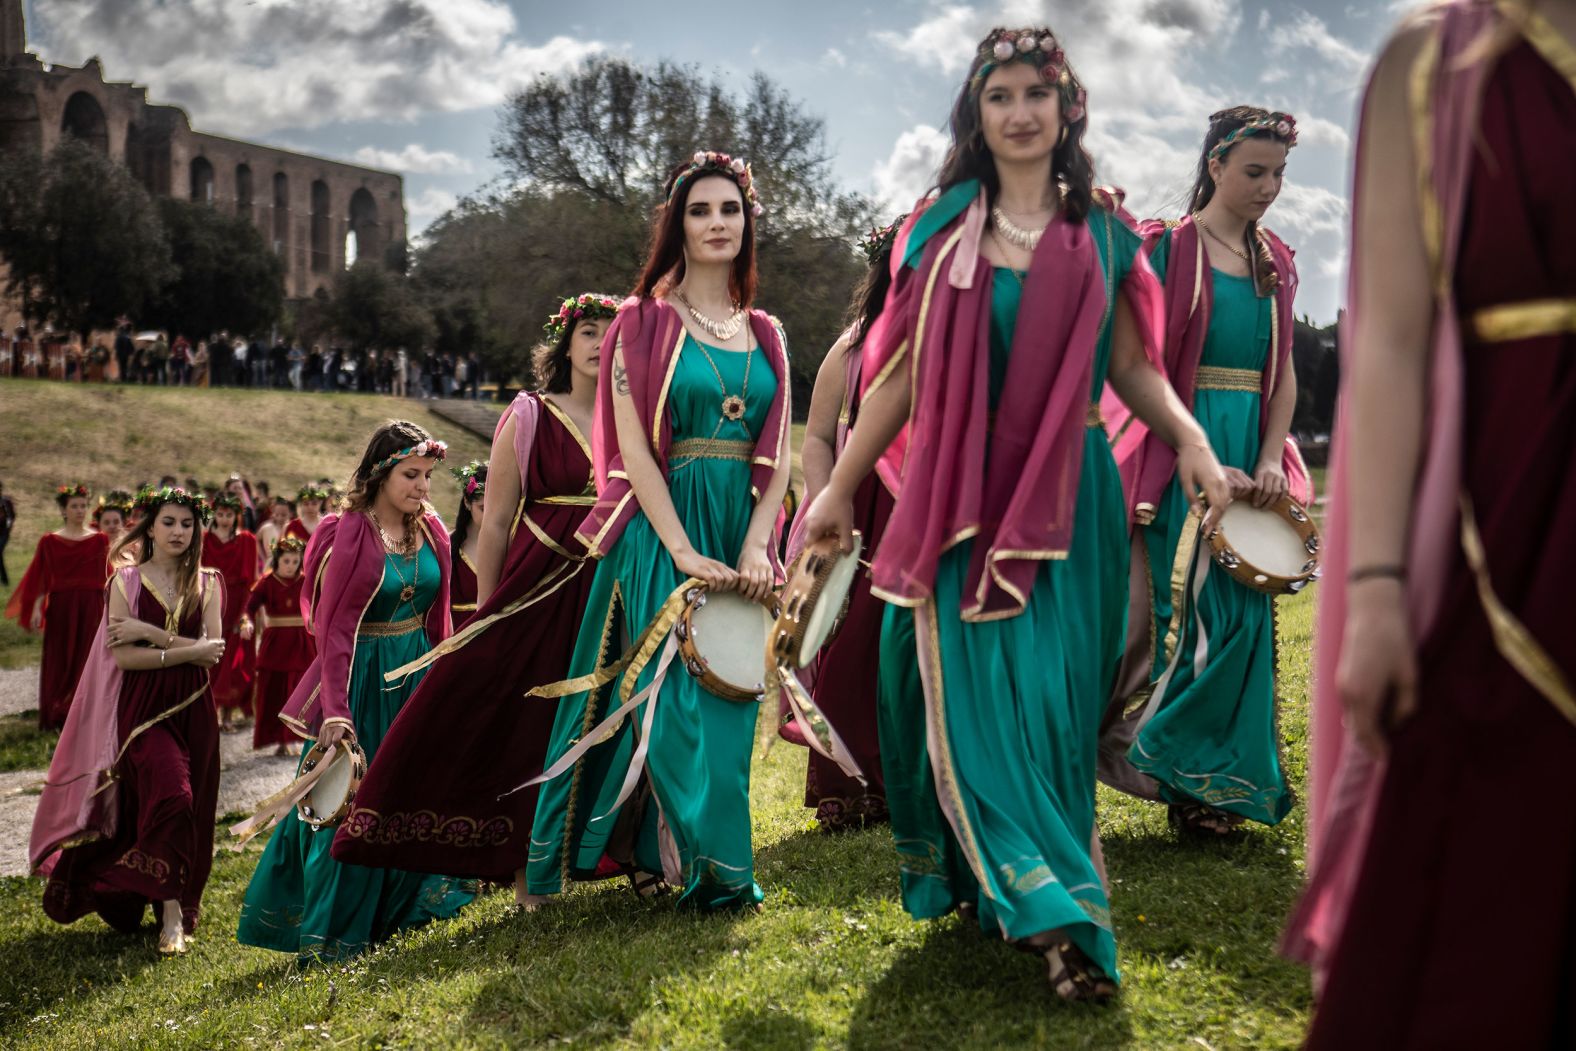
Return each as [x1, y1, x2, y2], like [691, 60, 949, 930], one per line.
[1268, 11, 1368, 75]
[1271, 182, 1348, 241]
[407, 187, 459, 233]
[1294, 115, 1350, 152]
[29, 1, 607, 137]
[872, 124, 951, 212]
[352, 144, 474, 175]
[822, 47, 848, 68]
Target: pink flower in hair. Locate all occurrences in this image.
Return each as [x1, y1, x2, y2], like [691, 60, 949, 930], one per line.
[730, 157, 746, 173]
[993, 38, 1015, 61]
[1016, 33, 1036, 53]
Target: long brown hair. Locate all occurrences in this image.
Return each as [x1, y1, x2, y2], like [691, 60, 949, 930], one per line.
[934, 28, 1095, 223]
[633, 159, 759, 307]
[532, 326, 576, 394]
[1186, 106, 1291, 297]
[342, 420, 435, 537]
[113, 501, 206, 621]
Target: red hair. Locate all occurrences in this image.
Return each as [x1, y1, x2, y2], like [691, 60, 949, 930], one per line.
[633, 159, 758, 308]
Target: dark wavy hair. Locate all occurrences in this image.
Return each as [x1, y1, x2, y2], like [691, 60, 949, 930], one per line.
[449, 463, 488, 568]
[1186, 106, 1292, 297]
[633, 158, 758, 308]
[342, 420, 436, 539]
[112, 498, 206, 617]
[934, 29, 1095, 222]
[532, 326, 575, 394]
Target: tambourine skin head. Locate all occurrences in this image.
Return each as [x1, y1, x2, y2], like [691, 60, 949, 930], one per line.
[678, 584, 776, 703]
[771, 531, 864, 670]
[1207, 496, 1324, 596]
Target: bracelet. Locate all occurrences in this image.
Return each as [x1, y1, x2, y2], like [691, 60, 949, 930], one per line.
[165, 631, 174, 648]
[160, 649, 167, 668]
[1348, 564, 1407, 584]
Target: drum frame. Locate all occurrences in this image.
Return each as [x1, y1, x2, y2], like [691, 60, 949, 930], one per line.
[674, 585, 780, 703]
[1205, 495, 1321, 595]
[295, 738, 368, 830]
[771, 531, 863, 669]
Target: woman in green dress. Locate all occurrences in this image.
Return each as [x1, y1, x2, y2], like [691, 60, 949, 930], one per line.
[800, 27, 1233, 1001]
[1099, 108, 1308, 835]
[522, 152, 793, 911]
[237, 422, 475, 963]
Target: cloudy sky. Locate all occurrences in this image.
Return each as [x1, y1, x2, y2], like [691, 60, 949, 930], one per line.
[24, 0, 1425, 323]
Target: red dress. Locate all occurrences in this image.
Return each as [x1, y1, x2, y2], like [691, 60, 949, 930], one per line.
[4, 531, 111, 729]
[244, 571, 315, 748]
[42, 576, 220, 935]
[201, 529, 258, 712]
[450, 546, 479, 625]
[333, 395, 598, 880]
[1308, 38, 1576, 1049]
[284, 518, 318, 545]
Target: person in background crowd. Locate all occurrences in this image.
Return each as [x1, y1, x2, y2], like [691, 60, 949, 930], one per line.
[453, 352, 469, 400]
[288, 342, 306, 391]
[249, 336, 267, 388]
[270, 339, 288, 388]
[191, 340, 210, 388]
[233, 336, 249, 388]
[421, 351, 437, 399]
[114, 321, 133, 383]
[152, 333, 169, 386]
[466, 351, 482, 399]
[306, 344, 322, 391]
[256, 496, 290, 563]
[0, 479, 14, 587]
[171, 335, 191, 386]
[393, 347, 408, 398]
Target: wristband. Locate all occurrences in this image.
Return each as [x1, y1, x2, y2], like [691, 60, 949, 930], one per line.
[1348, 564, 1406, 584]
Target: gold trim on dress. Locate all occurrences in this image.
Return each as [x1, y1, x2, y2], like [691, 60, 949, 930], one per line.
[539, 394, 594, 464]
[1468, 298, 1576, 343]
[264, 615, 306, 628]
[1086, 402, 1105, 429]
[650, 322, 687, 449]
[1163, 507, 1204, 666]
[356, 615, 424, 638]
[537, 494, 598, 506]
[669, 438, 754, 463]
[1503, 0, 1576, 99]
[1194, 365, 1264, 392]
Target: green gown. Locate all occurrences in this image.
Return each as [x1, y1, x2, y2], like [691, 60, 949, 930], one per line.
[1127, 231, 1291, 825]
[526, 335, 777, 911]
[237, 543, 476, 963]
[877, 208, 1135, 982]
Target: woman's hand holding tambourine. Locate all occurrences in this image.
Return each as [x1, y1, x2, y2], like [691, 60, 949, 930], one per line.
[1177, 443, 1234, 532]
[799, 484, 856, 555]
[735, 545, 774, 604]
[1251, 458, 1289, 509]
[673, 548, 737, 593]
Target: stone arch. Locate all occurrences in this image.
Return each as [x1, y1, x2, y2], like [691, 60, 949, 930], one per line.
[235, 163, 253, 221]
[271, 171, 289, 254]
[310, 179, 331, 273]
[346, 186, 379, 268]
[60, 91, 108, 153]
[124, 122, 170, 195]
[189, 155, 214, 203]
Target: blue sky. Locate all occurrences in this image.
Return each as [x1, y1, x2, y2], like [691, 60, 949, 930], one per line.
[26, 1, 1423, 323]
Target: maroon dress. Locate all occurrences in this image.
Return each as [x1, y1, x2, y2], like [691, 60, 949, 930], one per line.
[245, 571, 315, 749]
[803, 472, 893, 828]
[42, 578, 220, 934]
[201, 529, 258, 713]
[5, 531, 111, 729]
[1308, 39, 1576, 1048]
[332, 396, 598, 880]
[450, 546, 479, 625]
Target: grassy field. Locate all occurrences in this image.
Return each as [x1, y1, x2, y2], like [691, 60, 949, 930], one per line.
[0, 379, 1318, 1048]
[0, 379, 494, 669]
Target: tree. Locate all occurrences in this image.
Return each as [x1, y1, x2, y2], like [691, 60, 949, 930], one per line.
[144, 197, 285, 341]
[330, 260, 433, 354]
[0, 138, 171, 340]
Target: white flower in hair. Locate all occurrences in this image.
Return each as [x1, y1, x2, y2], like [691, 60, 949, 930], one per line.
[692, 151, 708, 165]
[730, 158, 746, 173]
[993, 38, 1015, 60]
[1016, 34, 1036, 53]
[1039, 34, 1056, 51]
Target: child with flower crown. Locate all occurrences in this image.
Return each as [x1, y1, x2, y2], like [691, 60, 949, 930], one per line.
[445, 461, 488, 623]
[202, 492, 260, 732]
[240, 537, 315, 755]
[4, 484, 112, 729]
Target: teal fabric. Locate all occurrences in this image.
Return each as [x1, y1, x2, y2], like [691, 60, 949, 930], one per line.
[527, 335, 776, 910]
[238, 543, 476, 963]
[1129, 229, 1291, 825]
[877, 208, 1136, 981]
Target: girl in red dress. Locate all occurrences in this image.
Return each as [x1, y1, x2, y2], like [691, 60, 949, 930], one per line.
[254, 496, 290, 567]
[241, 537, 314, 755]
[5, 484, 112, 729]
[286, 485, 329, 543]
[92, 490, 132, 554]
[201, 494, 259, 731]
[447, 461, 487, 624]
[33, 486, 225, 955]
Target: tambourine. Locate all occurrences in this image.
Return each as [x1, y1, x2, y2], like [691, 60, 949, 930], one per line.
[1206, 496, 1321, 595]
[674, 584, 779, 703]
[296, 738, 367, 830]
[771, 531, 864, 669]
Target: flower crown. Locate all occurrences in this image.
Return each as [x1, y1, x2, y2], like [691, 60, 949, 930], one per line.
[56, 483, 90, 500]
[136, 485, 213, 526]
[371, 438, 448, 476]
[1209, 112, 1298, 161]
[296, 485, 330, 504]
[543, 292, 621, 344]
[668, 151, 764, 218]
[451, 460, 487, 500]
[971, 27, 1087, 123]
[97, 490, 134, 515]
[859, 214, 910, 266]
[271, 535, 307, 557]
[210, 493, 243, 513]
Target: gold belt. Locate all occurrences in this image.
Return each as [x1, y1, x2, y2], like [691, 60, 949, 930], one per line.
[1086, 402, 1104, 428]
[451, 602, 477, 613]
[265, 615, 305, 628]
[357, 615, 424, 638]
[1195, 365, 1263, 392]
[537, 493, 597, 506]
[1469, 298, 1576, 343]
[670, 438, 753, 463]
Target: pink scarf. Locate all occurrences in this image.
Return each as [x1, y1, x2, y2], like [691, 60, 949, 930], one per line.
[1282, 0, 1498, 975]
[496, 391, 543, 498]
[1103, 216, 1311, 520]
[280, 509, 451, 737]
[573, 297, 791, 569]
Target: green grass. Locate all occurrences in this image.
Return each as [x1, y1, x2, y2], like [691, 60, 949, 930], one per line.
[0, 711, 56, 772]
[0, 592, 1318, 1050]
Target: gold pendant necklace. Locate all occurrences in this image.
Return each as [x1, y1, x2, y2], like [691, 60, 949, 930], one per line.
[674, 288, 746, 342]
[371, 512, 419, 603]
[691, 337, 753, 426]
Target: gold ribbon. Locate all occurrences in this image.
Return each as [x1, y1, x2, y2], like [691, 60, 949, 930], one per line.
[264, 615, 305, 628]
[1194, 365, 1263, 392]
[1468, 298, 1576, 343]
[537, 493, 598, 506]
[669, 438, 754, 463]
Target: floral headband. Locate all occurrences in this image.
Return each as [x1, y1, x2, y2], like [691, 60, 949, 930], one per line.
[271, 536, 307, 557]
[1210, 112, 1298, 161]
[56, 483, 90, 500]
[451, 460, 487, 501]
[859, 214, 910, 266]
[371, 438, 448, 476]
[543, 292, 621, 344]
[210, 493, 243, 513]
[96, 490, 134, 516]
[296, 485, 330, 504]
[668, 151, 764, 218]
[136, 485, 213, 526]
[972, 27, 1087, 123]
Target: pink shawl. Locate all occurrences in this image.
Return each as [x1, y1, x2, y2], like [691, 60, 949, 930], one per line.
[280, 509, 452, 737]
[861, 182, 1162, 618]
[1282, 0, 1496, 973]
[573, 297, 792, 570]
[1103, 215, 1311, 522]
[28, 567, 134, 871]
[496, 391, 543, 498]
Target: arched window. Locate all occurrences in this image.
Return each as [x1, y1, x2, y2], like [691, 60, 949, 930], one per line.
[272, 172, 289, 254]
[189, 156, 215, 204]
[235, 163, 254, 221]
[310, 179, 331, 273]
[60, 92, 109, 153]
[346, 187, 379, 268]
